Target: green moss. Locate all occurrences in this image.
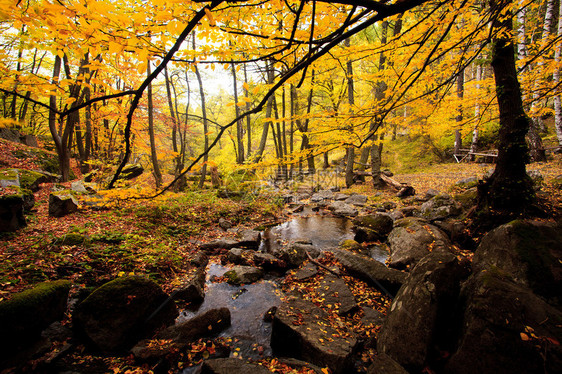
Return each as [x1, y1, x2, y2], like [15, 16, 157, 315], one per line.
[0, 169, 18, 182]
[454, 188, 478, 209]
[54, 232, 90, 246]
[0, 280, 71, 312]
[340, 239, 361, 251]
[224, 270, 240, 285]
[18, 169, 45, 190]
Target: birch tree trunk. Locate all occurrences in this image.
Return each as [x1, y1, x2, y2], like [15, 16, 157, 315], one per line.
[147, 60, 163, 188]
[554, 0, 562, 147]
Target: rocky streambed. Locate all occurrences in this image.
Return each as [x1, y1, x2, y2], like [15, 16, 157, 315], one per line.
[1, 186, 561, 374]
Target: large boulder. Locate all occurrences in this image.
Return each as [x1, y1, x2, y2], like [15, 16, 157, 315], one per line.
[265, 240, 313, 268]
[418, 193, 462, 221]
[366, 353, 409, 374]
[201, 358, 274, 374]
[18, 169, 58, 191]
[387, 217, 453, 270]
[472, 219, 562, 302]
[377, 252, 469, 371]
[0, 190, 27, 231]
[73, 276, 178, 352]
[48, 191, 79, 217]
[331, 249, 406, 296]
[352, 213, 394, 242]
[445, 271, 562, 374]
[118, 164, 144, 180]
[224, 265, 264, 285]
[0, 280, 71, 366]
[271, 296, 358, 374]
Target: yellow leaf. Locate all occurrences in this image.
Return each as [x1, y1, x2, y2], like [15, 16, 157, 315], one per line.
[236, 101, 246, 107]
[321, 368, 330, 374]
[520, 332, 530, 341]
[204, 8, 216, 27]
[243, 82, 250, 91]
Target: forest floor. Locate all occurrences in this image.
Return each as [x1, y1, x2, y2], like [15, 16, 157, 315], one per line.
[1, 138, 561, 373]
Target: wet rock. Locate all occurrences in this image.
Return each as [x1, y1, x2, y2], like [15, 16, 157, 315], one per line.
[353, 213, 394, 242]
[377, 252, 469, 372]
[224, 266, 264, 285]
[237, 229, 262, 249]
[345, 194, 368, 206]
[331, 249, 406, 296]
[339, 239, 362, 251]
[375, 201, 398, 212]
[132, 308, 231, 362]
[310, 190, 335, 202]
[70, 181, 95, 194]
[172, 268, 206, 305]
[226, 248, 253, 266]
[433, 219, 476, 250]
[271, 296, 357, 374]
[417, 193, 462, 221]
[157, 307, 231, 341]
[0, 190, 26, 232]
[266, 241, 311, 268]
[387, 217, 452, 270]
[48, 191, 79, 217]
[73, 276, 177, 352]
[294, 263, 319, 280]
[445, 272, 562, 374]
[253, 252, 288, 271]
[201, 357, 274, 374]
[200, 239, 239, 251]
[366, 353, 409, 374]
[327, 201, 358, 217]
[0, 280, 71, 367]
[471, 219, 562, 302]
[318, 275, 358, 315]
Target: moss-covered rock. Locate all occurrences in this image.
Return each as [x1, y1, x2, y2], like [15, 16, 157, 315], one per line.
[552, 174, 562, 189]
[48, 190, 79, 217]
[340, 239, 362, 251]
[18, 169, 58, 191]
[0, 187, 26, 232]
[119, 164, 144, 180]
[0, 280, 71, 365]
[454, 187, 477, 210]
[472, 219, 562, 302]
[73, 276, 178, 352]
[0, 168, 19, 188]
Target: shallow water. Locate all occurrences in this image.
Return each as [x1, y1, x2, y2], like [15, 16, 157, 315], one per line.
[262, 215, 355, 250]
[178, 264, 282, 359]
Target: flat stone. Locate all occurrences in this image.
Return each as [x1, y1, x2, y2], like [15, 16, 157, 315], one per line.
[317, 275, 358, 315]
[294, 263, 319, 280]
[271, 297, 357, 374]
[345, 194, 368, 206]
[327, 201, 358, 217]
[224, 266, 263, 285]
[201, 358, 274, 374]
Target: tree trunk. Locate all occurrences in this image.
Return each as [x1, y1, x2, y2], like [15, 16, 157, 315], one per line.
[147, 60, 163, 188]
[554, 0, 562, 147]
[195, 63, 209, 189]
[370, 136, 383, 188]
[479, 0, 535, 215]
[344, 37, 356, 188]
[231, 62, 245, 164]
[243, 63, 252, 158]
[254, 60, 275, 162]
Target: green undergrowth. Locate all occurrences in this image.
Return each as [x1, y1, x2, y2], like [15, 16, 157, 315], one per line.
[0, 190, 282, 292]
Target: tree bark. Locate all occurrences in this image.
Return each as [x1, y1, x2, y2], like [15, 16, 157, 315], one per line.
[344, 37, 356, 188]
[479, 0, 535, 215]
[554, 0, 562, 147]
[147, 60, 163, 188]
[231, 62, 245, 164]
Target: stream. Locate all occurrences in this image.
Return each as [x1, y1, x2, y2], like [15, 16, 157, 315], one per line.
[180, 214, 389, 364]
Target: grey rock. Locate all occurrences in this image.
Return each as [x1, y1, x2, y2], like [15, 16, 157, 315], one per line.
[48, 192, 79, 217]
[378, 252, 469, 372]
[445, 271, 562, 374]
[327, 201, 358, 217]
[271, 296, 357, 374]
[331, 249, 406, 296]
[317, 275, 357, 315]
[366, 353, 409, 374]
[200, 239, 239, 251]
[0, 169, 20, 188]
[224, 266, 263, 285]
[310, 189, 335, 202]
[472, 219, 562, 301]
[201, 358, 274, 374]
[294, 263, 319, 280]
[418, 193, 462, 221]
[237, 229, 262, 249]
[345, 194, 368, 206]
[387, 217, 452, 270]
[172, 268, 205, 305]
[218, 218, 233, 230]
[0, 191, 26, 232]
[353, 213, 394, 242]
[73, 276, 177, 352]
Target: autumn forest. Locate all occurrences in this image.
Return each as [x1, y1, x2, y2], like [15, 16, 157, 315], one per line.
[1, 0, 562, 373]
